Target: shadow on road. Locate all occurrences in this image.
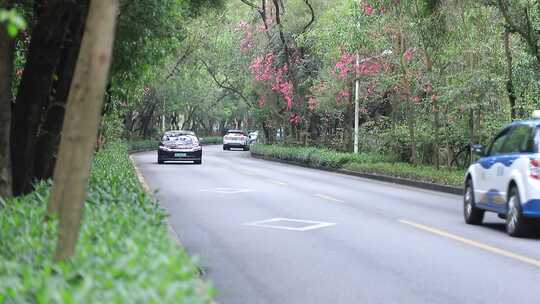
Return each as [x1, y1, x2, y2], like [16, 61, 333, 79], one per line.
[482, 223, 540, 239]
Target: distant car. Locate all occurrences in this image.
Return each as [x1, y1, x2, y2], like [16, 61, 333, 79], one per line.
[248, 131, 259, 144]
[158, 130, 202, 164]
[223, 129, 249, 151]
[464, 112, 540, 237]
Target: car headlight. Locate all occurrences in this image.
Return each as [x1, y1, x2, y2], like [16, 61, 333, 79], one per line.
[159, 146, 170, 151]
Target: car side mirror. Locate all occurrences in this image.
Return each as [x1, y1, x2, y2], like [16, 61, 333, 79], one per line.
[472, 144, 485, 156]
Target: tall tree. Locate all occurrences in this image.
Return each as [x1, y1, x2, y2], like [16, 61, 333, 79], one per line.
[0, 0, 14, 198]
[11, 0, 84, 195]
[50, 0, 119, 261]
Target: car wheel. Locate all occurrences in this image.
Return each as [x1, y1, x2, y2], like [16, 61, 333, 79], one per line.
[223, 145, 228, 151]
[194, 159, 202, 165]
[158, 158, 164, 164]
[464, 179, 484, 225]
[243, 146, 249, 151]
[506, 187, 529, 237]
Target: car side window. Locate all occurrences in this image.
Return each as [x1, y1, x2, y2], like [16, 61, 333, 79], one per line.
[500, 125, 534, 154]
[487, 129, 510, 156]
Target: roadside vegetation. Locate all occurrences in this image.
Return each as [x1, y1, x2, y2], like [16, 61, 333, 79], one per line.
[251, 144, 464, 187]
[0, 142, 213, 303]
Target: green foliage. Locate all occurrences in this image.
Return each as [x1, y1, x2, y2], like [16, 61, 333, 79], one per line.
[344, 162, 464, 187]
[127, 139, 159, 151]
[0, 9, 26, 37]
[251, 144, 464, 187]
[0, 142, 214, 303]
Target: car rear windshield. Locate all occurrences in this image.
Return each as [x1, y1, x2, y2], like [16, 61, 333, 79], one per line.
[227, 131, 246, 136]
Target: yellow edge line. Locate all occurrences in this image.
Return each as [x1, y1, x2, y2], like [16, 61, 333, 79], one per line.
[316, 194, 345, 203]
[399, 219, 540, 268]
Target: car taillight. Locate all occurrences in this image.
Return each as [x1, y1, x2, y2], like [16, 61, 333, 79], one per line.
[530, 158, 540, 179]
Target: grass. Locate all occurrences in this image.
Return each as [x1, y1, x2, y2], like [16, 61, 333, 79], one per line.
[251, 144, 465, 187]
[0, 142, 214, 303]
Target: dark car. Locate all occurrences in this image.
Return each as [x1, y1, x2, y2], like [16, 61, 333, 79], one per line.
[158, 130, 202, 164]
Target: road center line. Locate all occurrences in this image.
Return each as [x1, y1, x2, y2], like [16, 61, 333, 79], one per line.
[399, 219, 540, 268]
[315, 194, 345, 203]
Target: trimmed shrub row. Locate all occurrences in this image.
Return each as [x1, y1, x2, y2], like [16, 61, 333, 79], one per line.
[0, 142, 214, 303]
[251, 144, 465, 187]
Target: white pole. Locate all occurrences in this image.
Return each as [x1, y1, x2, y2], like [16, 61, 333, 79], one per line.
[354, 53, 360, 154]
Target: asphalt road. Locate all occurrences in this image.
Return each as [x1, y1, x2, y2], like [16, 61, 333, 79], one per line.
[132, 145, 540, 304]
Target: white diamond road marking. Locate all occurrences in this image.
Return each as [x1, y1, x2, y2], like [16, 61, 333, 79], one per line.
[244, 218, 336, 231]
[201, 187, 255, 194]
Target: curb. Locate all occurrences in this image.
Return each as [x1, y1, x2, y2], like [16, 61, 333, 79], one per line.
[250, 153, 463, 195]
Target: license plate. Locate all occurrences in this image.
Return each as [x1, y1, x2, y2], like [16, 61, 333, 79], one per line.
[174, 153, 187, 157]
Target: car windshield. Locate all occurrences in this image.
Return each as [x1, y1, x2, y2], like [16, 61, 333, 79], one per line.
[162, 133, 194, 143]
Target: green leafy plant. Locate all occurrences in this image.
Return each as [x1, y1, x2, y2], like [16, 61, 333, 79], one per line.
[0, 142, 214, 303]
[0, 9, 26, 37]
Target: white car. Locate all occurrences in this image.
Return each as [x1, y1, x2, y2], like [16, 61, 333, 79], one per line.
[223, 130, 249, 151]
[464, 114, 540, 237]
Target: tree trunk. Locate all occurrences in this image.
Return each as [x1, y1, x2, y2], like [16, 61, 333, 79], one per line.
[503, 27, 517, 121]
[49, 0, 118, 261]
[0, 1, 14, 198]
[11, 0, 78, 195]
[33, 0, 89, 181]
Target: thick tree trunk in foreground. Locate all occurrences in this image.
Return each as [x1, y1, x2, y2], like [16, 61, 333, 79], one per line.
[49, 0, 118, 261]
[11, 0, 78, 195]
[33, 0, 89, 181]
[0, 1, 14, 198]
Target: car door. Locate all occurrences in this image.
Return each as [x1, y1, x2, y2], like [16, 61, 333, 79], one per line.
[475, 128, 510, 208]
[496, 125, 535, 204]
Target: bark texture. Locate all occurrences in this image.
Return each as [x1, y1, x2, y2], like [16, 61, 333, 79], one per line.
[11, 0, 78, 195]
[33, 0, 89, 180]
[50, 0, 119, 261]
[0, 0, 14, 198]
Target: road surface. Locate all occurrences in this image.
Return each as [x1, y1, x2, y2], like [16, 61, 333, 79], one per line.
[132, 145, 540, 304]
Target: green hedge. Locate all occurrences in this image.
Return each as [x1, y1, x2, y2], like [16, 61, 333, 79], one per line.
[0, 142, 214, 303]
[127, 139, 158, 151]
[251, 144, 465, 187]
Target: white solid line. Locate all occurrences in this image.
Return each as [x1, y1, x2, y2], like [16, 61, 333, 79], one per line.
[316, 193, 345, 203]
[270, 180, 288, 186]
[399, 219, 540, 268]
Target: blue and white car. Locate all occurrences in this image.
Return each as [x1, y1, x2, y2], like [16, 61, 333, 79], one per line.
[464, 113, 540, 237]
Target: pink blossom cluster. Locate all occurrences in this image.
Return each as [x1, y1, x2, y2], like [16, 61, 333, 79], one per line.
[236, 20, 254, 53]
[359, 107, 369, 114]
[250, 53, 295, 109]
[360, 2, 385, 15]
[258, 96, 266, 108]
[289, 113, 302, 126]
[336, 89, 351, 103]
[334, 52, 383, 80]
[307, 96, 319, 111]
[403, 48, 416, 62]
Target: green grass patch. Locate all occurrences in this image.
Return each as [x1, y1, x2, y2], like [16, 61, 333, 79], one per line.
[0, 142, 214, 303]
[251, 144, 465, 187]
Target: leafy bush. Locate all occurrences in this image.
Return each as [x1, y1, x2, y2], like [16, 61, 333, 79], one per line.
[0, 142, 213, 303]
[343, 162, 465, 187]
[251, 144, 464, 187]
[127, 139, 158, 151]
